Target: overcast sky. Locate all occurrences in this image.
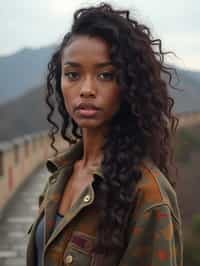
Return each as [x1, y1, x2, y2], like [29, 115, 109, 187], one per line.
[0, 0, 199, 71]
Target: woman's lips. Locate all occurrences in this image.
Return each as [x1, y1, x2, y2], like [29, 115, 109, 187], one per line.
[75, 103, 101, 117]
[77, 108, 99, 117]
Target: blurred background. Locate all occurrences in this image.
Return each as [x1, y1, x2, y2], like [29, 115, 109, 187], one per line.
[0, 0, 199, 265]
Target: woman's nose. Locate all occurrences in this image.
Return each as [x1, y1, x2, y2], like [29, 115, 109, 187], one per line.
[80, 77, 96, 97]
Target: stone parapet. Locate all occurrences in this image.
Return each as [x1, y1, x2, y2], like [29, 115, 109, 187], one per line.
[0, 131, 69, 213]
[0, 111, 200, 213]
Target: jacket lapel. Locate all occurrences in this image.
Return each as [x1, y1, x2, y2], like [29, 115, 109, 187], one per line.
[45, 182, 95, 249]
[43, 140, 105, 248]
[44, 141, 84, 243]
[44, 164, 74, 243]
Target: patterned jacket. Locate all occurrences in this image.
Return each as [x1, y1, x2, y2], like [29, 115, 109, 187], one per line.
[26, 141, 183, 266]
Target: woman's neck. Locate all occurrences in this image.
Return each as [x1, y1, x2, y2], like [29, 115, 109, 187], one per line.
[80, 127, 107, 168]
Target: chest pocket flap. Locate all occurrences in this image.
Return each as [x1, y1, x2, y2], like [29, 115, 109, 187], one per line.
[63, 231, 96, 266]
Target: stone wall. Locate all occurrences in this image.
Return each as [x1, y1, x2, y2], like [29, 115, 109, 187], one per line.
[0, 131, 69, 213]
[0, 111, 200, 212]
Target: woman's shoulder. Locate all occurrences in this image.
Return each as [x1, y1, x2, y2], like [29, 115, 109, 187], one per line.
[136, 157, 181, 223]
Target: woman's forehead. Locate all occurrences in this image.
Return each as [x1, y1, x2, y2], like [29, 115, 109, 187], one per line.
[62, 36, 111, 63]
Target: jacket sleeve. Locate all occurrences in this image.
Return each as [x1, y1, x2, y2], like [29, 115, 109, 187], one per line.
[119, 204, 183, 266]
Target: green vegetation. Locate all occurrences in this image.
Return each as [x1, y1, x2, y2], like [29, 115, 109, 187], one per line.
[192, 214, 200, 234]
[174, 126, 200, 162]
[184, 214, 200, 266]
[174, 125, 200, 265]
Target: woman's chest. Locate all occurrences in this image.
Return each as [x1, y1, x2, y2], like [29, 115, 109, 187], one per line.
[58, 169, 94, 215]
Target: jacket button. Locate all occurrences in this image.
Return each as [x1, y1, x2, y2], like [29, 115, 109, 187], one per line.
[65, 254, 73, 264]
[83, 194, 90, 203]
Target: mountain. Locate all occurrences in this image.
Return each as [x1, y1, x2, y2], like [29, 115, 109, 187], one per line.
[0, 46, 200, 111]
[0, 46, 55, 104]
[0, 83, 63, 142]
[0, 86, 48, 141]
[169, 68, 200, 113]
[0, 46, 200, 141]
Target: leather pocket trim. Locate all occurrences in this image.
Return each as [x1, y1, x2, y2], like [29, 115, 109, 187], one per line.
[69, 231, 95, 255]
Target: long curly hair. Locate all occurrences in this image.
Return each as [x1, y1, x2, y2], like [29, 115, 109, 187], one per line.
[46, 3, 179, 256]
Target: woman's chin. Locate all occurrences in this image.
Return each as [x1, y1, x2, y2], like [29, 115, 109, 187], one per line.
[75, 118, 105, 130]
[78, 122, 101, 129]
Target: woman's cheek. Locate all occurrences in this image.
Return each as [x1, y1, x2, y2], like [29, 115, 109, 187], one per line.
[60, 90, 71, 115]
[64, 99, 73, 116]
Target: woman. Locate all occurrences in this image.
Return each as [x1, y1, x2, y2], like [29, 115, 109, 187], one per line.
[27, 3, 183, 266]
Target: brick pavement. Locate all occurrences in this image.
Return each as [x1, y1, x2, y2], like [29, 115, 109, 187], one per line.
[0, 167, 48, 266]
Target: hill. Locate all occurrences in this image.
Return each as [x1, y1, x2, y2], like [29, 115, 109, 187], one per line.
[0, 46, 200, 110]
[0, 46, 200, 141]
[0, 46, 54, 104]
[0, 86, 48, 141]
[169, 68, 200, 113]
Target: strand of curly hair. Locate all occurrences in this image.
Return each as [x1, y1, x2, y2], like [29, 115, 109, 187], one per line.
[45, 3, 179, 256]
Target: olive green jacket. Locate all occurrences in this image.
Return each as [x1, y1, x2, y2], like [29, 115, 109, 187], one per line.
[26, 142, 183, 266]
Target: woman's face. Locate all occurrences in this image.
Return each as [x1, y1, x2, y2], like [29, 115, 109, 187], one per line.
[61, 35, 120, 130]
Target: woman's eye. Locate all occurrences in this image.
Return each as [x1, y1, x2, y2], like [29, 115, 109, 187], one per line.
[64, 72, 80, 81]
[98, 72, 115, 81]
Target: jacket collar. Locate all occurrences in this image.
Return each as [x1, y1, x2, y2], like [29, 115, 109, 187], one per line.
[44, 140, 104, 247]
[46, 140, 104, 179]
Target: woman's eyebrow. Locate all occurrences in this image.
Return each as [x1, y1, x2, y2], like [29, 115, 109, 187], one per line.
[63, 61, 113, 68]
[63, 61, 81, 67]
[95, 62, 113, 68]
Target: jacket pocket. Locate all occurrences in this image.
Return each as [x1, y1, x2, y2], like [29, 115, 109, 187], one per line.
[63, 231, 95, 266]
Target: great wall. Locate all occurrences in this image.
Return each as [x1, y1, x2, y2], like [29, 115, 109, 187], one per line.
[0, 111, 200, 216]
